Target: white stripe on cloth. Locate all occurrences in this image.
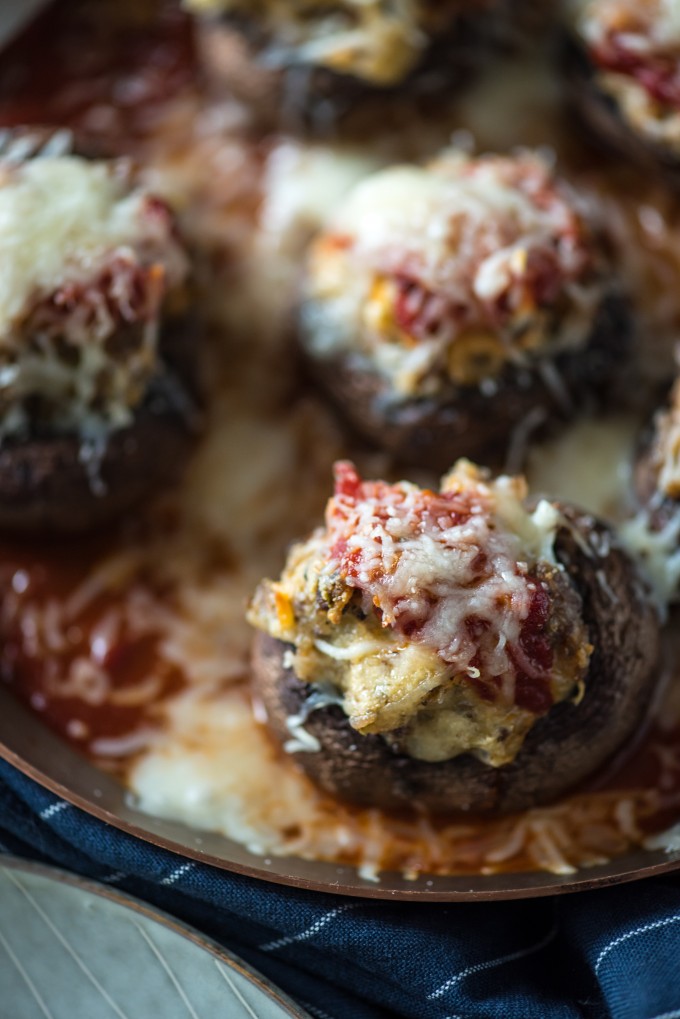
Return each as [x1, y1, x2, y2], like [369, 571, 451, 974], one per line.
[595, 915, 680, 976]
[160, 862, 195, 886]
[427, 922, 559, 1001]
[259, 904, 361, 952]
[648, 1010, 680, 1019]
[39, 801, 69, 821]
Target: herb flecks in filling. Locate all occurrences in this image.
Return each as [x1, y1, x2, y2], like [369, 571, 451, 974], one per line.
[248, 461, 592, 766]
[302, 151, 608, 399]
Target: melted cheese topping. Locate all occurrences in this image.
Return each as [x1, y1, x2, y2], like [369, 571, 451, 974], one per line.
[249, 459, 592, 766]
[575, 0, 680, 53]
[621, 511, 680, 608]
[185, 0, 464, 85]
[0, 155, 188, 436]
[302, 151, 606, 398]
[572, 0, 680, 149]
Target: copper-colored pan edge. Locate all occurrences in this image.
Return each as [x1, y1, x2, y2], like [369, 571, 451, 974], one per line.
[1, 689, 679, 901]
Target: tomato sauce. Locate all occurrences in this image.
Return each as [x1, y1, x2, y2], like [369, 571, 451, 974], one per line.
[0, 535, 184, 759]
[0, 0, 196, 141]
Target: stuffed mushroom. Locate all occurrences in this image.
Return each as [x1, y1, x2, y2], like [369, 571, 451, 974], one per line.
[0, 135, 200, 532]
[562, 0, 680, 179]
[299, 150, 630, 471]
[249, 460, 660, 814]
[185, 0, 498, 131]
[628, 377, 680, 603]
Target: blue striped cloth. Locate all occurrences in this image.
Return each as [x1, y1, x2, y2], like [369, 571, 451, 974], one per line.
[1, 758, 679, 1019]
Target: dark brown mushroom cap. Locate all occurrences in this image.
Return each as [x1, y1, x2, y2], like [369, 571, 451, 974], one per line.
[561, 30, 680, 185]
[0, 315, 203, 534]
[302, 291, 630, 472]
[252, 506, 660, 814]
[194, 11, 491, 135]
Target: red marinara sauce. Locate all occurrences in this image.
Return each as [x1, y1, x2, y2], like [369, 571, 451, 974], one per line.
[0, 534, 183, 764]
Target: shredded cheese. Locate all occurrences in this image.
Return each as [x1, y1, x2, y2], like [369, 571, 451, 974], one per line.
[303, 150, 606, 398]
[0, 155, 188, 436]
[249, 458, 591, 766]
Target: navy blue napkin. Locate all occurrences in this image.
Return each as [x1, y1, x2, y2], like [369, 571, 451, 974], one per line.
[1, 758, 679, 1019]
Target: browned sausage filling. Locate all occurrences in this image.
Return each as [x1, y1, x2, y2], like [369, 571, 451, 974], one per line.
[0, 150, 188, 443]
[184, 0, 478, 87]
[301, 151, 612, 399]
[248, 460, 592, 766]
[570, 0, 680, 153]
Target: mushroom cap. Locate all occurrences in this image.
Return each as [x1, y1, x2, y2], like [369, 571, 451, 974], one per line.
[253, 506, 660, 814]
[0, 315, 202, 533]
[302, 291, 630, 472]
[561, 30, 680, 185]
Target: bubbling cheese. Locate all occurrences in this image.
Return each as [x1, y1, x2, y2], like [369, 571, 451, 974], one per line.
[302, 150, 607, 397]
[0, 155, 188, 436]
